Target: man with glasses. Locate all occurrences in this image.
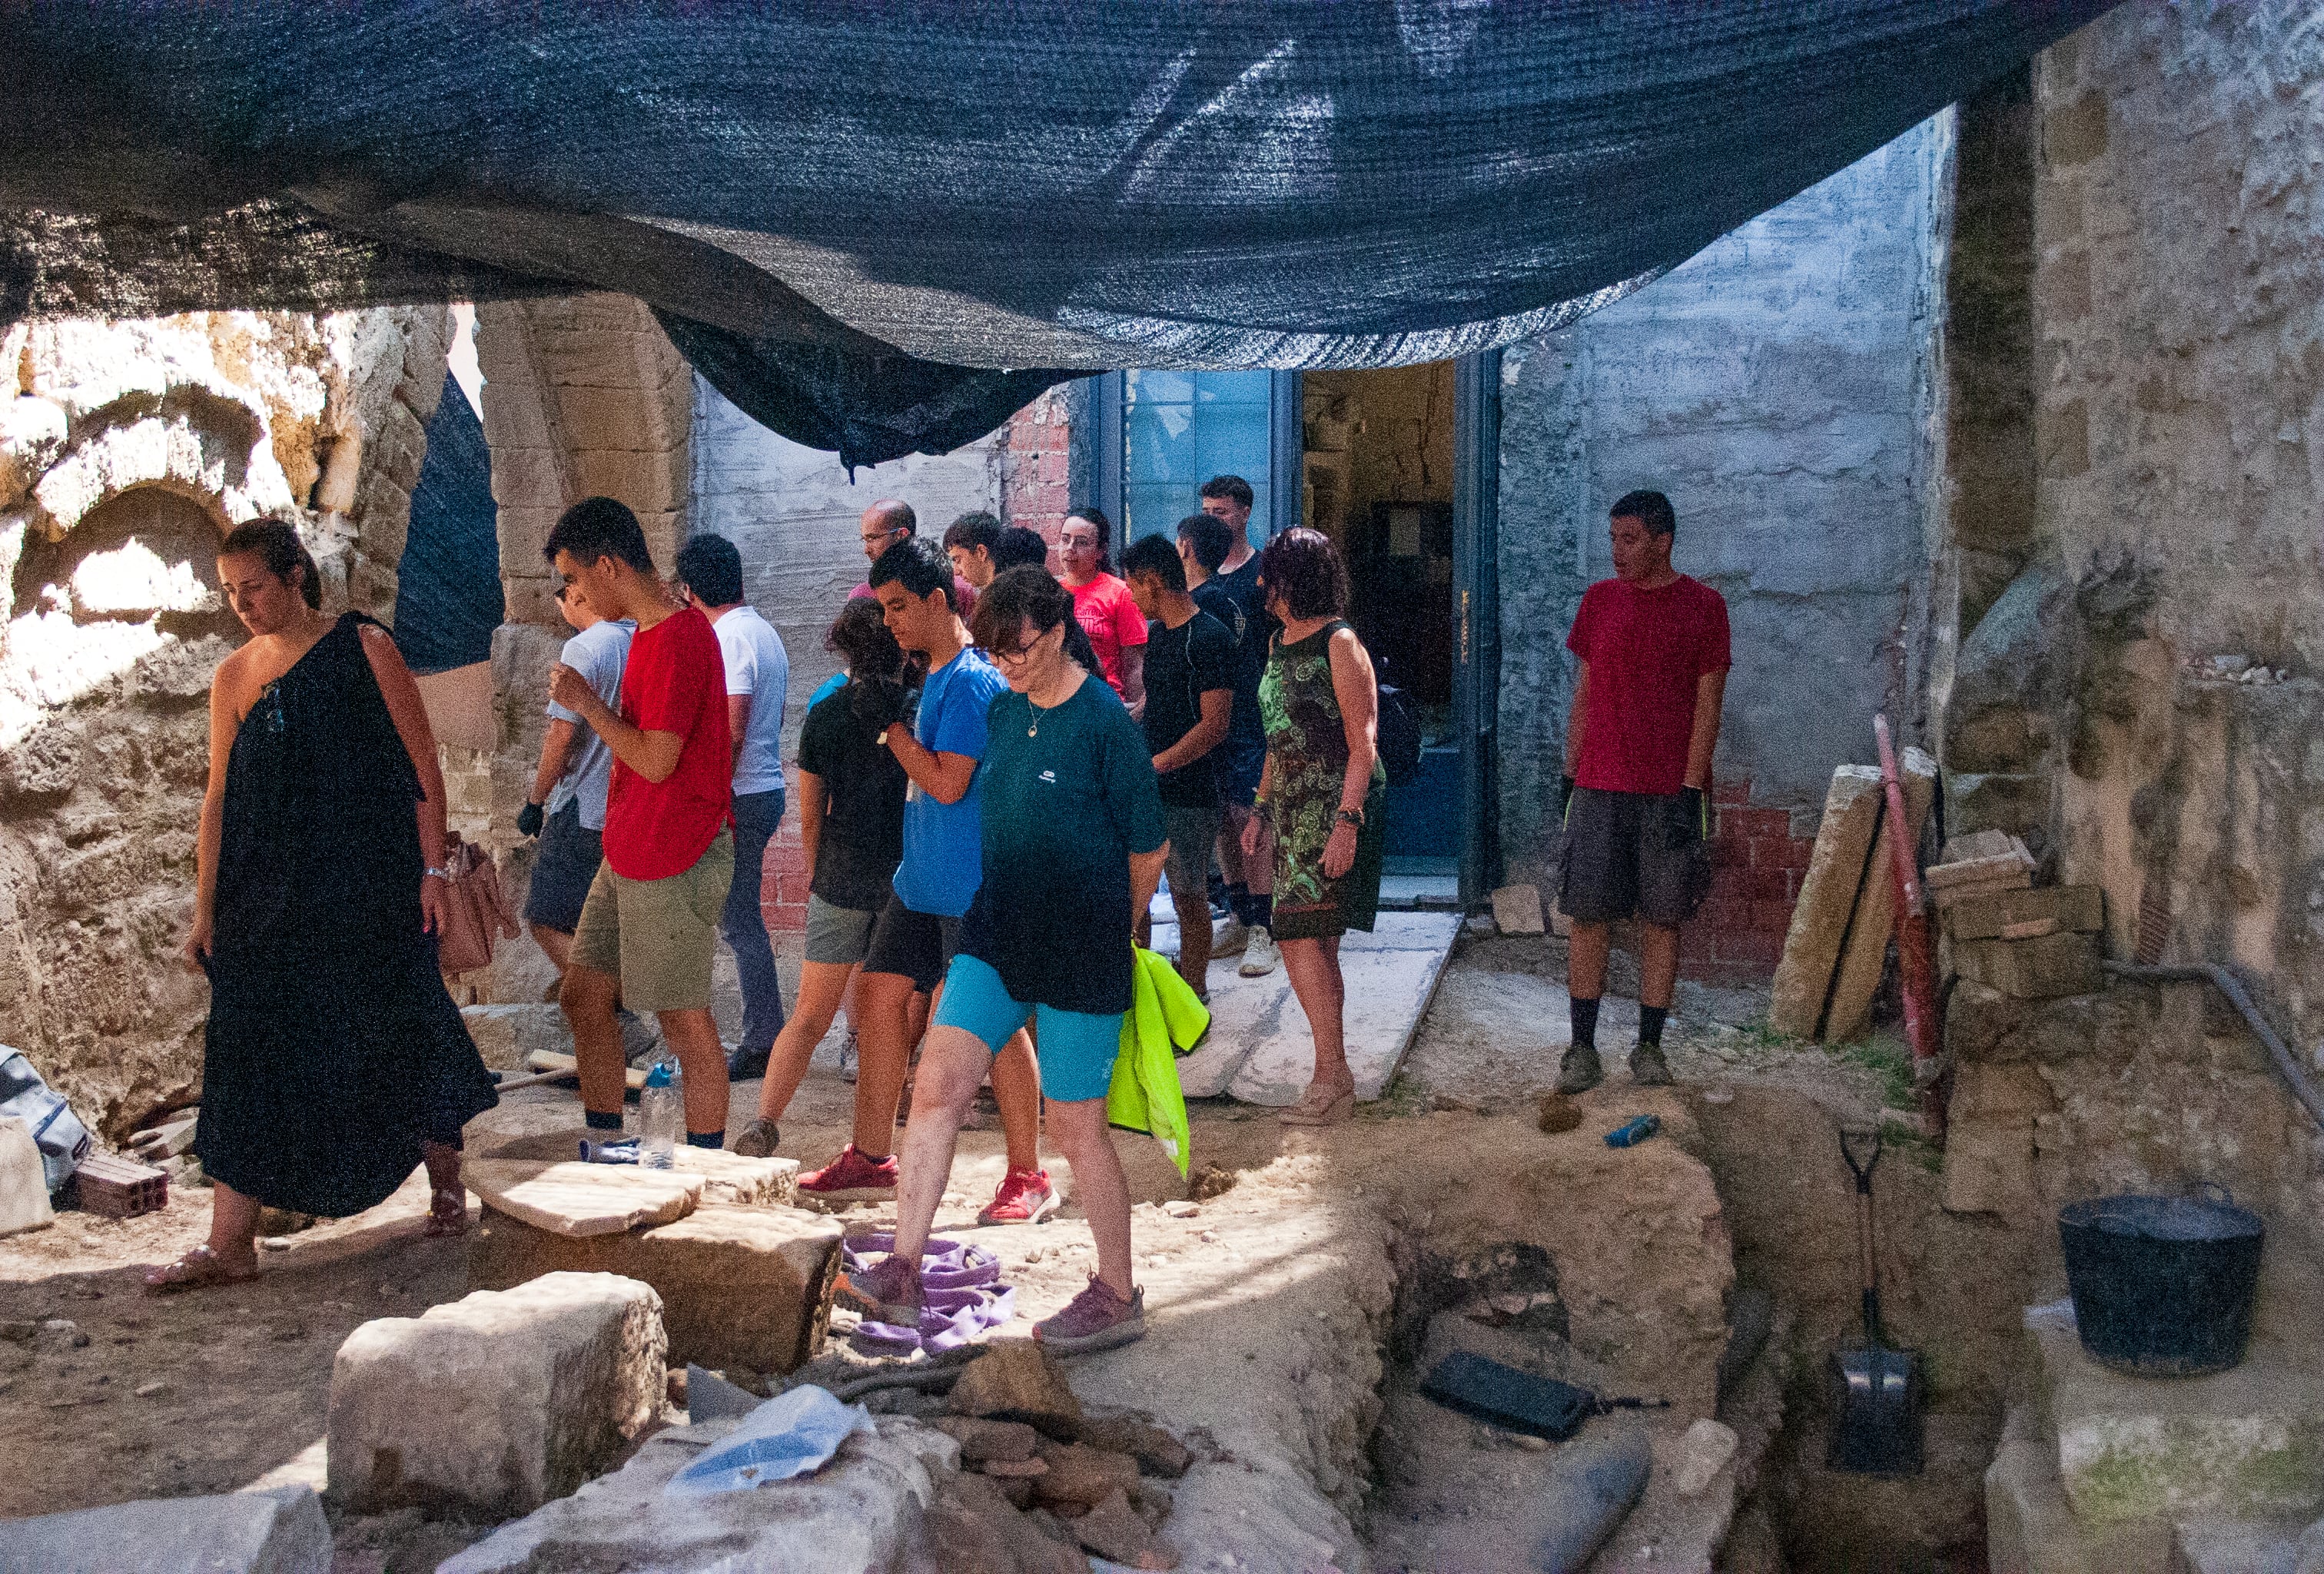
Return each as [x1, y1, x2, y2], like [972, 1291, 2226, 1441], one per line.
[518, 581, 635, 978]
[848, 499, 978, 619]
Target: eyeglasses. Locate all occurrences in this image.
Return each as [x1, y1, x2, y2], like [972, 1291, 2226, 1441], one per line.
[861, 526, 908, 547]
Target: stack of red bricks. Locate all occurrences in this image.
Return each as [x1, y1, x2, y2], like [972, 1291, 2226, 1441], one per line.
[1001, 390, 1073, 553]
[1682, 779, 1815, 985]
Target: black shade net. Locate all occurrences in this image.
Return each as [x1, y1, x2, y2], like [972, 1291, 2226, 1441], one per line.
[0, 2, 2113, 467]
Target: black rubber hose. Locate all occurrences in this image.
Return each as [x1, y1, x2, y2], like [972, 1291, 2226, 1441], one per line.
[2101, 960, 2324, 1131]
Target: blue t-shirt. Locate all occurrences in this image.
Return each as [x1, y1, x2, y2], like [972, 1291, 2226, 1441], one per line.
[892, 646, 1007, 918]
[808, 671, 846, 711]
[545, 617, 636, 830]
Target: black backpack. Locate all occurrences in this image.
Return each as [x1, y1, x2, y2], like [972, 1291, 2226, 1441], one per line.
[1376, 681, 1423, 785]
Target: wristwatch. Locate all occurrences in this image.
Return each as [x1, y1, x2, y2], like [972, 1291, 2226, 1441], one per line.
[423, 866, 452, 881]
[1335, 806, 1366, 829]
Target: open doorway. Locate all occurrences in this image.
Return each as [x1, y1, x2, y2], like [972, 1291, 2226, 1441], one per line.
[1302, 363, 1460, 903]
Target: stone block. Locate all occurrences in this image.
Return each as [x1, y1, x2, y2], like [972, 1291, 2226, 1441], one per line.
[486, 1128, 798, 1207]
[1947, 885, 2106, 942]
[1956, 932, 2103, 1001]
[1952, 772, 2053, 838]
[2034, 1302, 2324, 1527]
[460, 1157, 702, 1236]
[0, 1113, 55, 1238]
[328, 1271, 666, 1518]
[1489, 883, 1545, 935]
[468, 1202, 842, 1374]
[438, 1416, 954, 1574]
[0, 1484, 330, 1574]
[1769, 765, 1884, 1038]
[1824, 748, 1937, 1043]
[460, 1003, 571, 1072]
[949, 1340, 1085, 1437]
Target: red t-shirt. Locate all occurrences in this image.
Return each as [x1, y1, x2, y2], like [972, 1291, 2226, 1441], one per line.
[602, 606, 734, 881]
[1565, 574, 1731, 796]
[1069, 573, 1149, 697]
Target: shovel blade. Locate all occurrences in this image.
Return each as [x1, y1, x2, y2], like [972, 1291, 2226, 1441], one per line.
[1825, 1343, 1925, 1476]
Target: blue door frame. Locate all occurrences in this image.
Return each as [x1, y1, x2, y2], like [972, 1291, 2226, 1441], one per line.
[1086, 356, 1500, 908]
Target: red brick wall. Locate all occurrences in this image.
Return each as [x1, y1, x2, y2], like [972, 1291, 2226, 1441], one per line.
[1001, 389, 1072, 557]
[760, 765, 808, 935]
[1681, 779, 1815, 985]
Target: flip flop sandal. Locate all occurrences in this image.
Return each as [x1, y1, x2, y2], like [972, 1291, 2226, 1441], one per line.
[144, 1244, 259, 1295]
[424, 1185, 471, 1238]
[1277, 1082, 1356, 1127]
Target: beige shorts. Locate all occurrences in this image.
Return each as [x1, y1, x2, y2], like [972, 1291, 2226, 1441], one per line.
[570, 829, 735, 1013]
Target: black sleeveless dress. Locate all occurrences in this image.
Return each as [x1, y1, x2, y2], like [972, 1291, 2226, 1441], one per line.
[192, 613, 498, 1217]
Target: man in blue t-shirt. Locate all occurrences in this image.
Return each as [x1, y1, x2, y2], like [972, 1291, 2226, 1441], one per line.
[797, 539, 1054, 1226]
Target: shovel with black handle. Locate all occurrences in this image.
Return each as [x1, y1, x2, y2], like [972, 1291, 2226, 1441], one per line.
[1826, 1127, 1925, 1476]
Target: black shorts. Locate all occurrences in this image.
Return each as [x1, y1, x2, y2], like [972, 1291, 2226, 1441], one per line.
[523, 801, 603, 934]
[860, 892, 963, 995]
[1557, 786, 1711, 928]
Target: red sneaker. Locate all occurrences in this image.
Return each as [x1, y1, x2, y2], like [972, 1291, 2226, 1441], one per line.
[977, 1166, 1060, 1227]
[1034, 1274, 1146, 1353]
[837, 1254, 924, 1326]
[798, 1144, 899, 1202]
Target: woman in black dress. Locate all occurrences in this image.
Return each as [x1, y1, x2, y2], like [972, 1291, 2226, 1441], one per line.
[146, 520, 497, 1290]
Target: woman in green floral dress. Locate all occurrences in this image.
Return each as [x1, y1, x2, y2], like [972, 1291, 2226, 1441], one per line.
[1241, 528, 1386, 1126]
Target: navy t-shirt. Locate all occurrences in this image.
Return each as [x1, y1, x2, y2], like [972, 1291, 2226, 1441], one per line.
[958, 676, 1165, 1015]
[796, 685, 908, 912]
[1139, 609, 1237, 808]
[1197, 566, 1267, 754]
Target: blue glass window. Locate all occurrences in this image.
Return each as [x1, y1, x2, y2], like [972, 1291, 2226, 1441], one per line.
[1120, 370, 1273, 545]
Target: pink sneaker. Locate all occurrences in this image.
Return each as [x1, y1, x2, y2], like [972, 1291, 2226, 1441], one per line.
[977, 1167, 1060, 1227]
[838, 1254, 924, 1326]
[798, 1144, 899, 1202]
[1034, 1274, 1146, 1354]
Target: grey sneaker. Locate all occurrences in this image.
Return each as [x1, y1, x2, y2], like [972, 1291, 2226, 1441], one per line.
[1556, 1044, 1604, 1094]
[1212, 915, 1251, 957]
[1630, 1044, 1674, 1087]
[1239, 928, 1280, 978]
[732, 1117, 779, 1158]
[837, 1254, 924, 1327]
[838, 1031, 859, 1084]
[1034, 1275, 1147, 1354]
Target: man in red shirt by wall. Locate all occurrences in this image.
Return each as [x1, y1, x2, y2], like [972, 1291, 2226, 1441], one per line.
[1556, 490, 1730, 1094]
[544, 497, 738, 1146]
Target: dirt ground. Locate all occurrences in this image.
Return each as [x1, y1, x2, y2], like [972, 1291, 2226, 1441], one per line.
[0, 929, 2030, 1571]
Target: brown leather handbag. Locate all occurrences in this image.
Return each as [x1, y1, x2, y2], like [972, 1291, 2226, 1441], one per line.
[434, 835, 519, 976]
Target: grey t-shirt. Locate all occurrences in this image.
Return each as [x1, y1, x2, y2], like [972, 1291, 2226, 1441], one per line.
[545, 618, 634, 829]
[714, 605, 790, 797]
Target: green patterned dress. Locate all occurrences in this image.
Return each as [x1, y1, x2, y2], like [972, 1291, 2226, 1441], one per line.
[1260, 620, 1387, 941]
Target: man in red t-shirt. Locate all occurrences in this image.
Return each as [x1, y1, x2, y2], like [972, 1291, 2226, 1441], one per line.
[1556, 490, 1730, 1094]
[543, 498, 737, 1146]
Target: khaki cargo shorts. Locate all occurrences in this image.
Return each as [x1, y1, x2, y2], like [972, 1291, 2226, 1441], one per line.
[570, 829, 735, 1013]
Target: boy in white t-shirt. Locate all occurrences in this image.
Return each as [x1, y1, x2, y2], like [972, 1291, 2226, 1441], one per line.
[676, 534, 792, 1078]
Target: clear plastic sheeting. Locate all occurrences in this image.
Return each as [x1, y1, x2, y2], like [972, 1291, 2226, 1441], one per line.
[0, 2, 2115, 462]
[663, 1385, 871, 1497]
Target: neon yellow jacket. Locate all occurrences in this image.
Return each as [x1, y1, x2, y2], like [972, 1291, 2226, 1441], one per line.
[1106, 948, 1207, 1177]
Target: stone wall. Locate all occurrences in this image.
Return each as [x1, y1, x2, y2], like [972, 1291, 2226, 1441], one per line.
[0, 308, 450, 1133]
[1968, 2, 2324, 1044]
[1495, 116, 1954, 872]
[691, 374, 1008, 732]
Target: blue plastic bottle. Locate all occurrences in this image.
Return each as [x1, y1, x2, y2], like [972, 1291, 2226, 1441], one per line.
[1605, 1114, 1662, 1149]
[639, 1054, 682, 1171]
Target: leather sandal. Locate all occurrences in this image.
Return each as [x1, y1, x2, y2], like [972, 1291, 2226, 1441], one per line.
[144, 1244, 259, 1294]
[423, 1184, 470, 1238]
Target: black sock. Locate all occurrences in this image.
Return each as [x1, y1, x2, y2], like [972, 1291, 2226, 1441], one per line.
[1640, 1005, 1668, 1048]
[1245, 893, 1274, 932]
[1571, 995, 1601, 1052]
[686, 1130, 725, 1150]
[585, 1109, 624, 1131]
[1224, 882, 1249, 918]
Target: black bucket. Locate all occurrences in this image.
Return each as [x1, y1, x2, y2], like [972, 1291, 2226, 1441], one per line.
[2057, 1187, 2263, 1377]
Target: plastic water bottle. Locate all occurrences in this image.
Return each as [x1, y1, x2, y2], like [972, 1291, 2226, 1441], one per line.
[639, 1053, 682, 1171]
[1605, 1114, 1662, 1149]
